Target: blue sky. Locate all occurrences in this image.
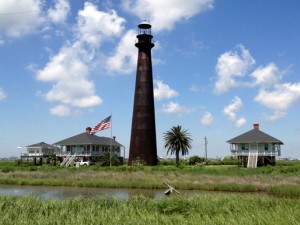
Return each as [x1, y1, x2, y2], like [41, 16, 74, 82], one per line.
[1, 0, 300, 159]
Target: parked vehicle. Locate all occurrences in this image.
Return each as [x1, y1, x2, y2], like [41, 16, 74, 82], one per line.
[75, 160, 90, 166]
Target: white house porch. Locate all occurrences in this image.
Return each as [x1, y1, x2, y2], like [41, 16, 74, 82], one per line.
[230, 143, 281, 157]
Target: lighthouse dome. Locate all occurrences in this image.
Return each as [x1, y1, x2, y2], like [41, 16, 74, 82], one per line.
[138, 20, 151, 29]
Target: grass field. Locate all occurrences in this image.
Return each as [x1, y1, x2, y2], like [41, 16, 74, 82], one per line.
[0, 161, 299, 224]
[0, 194, 299, 225]
[0, 160, 299, 198]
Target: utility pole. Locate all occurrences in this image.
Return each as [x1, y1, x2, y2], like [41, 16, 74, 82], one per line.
[204, 136, 208, 160]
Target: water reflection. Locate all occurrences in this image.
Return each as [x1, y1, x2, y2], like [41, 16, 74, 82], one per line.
[0, 184, 183, 200]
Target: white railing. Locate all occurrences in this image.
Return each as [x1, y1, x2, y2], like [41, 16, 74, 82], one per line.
[60, 153, 77, 167]
[57, 152, 92, 157]
[231, 150, 278, 157]
[65, 154, 76, 167]
[21, 153, 44, 157]
[60, 153, 71, 167]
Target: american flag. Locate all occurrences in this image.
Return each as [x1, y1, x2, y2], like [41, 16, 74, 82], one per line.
[90, 115, 111, 134]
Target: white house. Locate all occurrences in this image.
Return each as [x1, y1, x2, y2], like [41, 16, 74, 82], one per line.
[53, 128, 124, 166]
[227, 124, 283, 168]
[21, 142, 60, 164]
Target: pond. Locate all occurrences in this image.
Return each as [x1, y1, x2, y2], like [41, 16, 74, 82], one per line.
[0, 184, 204, 200]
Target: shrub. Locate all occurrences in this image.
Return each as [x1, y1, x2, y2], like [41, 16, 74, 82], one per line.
[29, 166, 38, 171]
[158, 159, 176, 166]
[221, 156, 238, 165]
[1, 167, 15, 173]
[15, 159, 23, 165]
[99, 152, 121, 166]
[188, 156, 206, 165]
[131, 157, 145, 167]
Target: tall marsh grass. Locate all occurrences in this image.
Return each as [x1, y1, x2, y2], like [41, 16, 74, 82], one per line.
[1, 161, 300, 198]
[0, 194, 299, 225]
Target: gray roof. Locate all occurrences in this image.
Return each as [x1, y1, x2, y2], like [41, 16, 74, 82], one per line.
[53, 132, 123, 147]
[27, 142, 57, 149]
[227, 128, 283, 144]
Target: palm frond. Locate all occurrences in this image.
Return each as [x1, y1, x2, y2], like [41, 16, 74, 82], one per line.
[163, 125, 192, 165]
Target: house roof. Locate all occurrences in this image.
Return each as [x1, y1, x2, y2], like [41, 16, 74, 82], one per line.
[227, 125, 283, 144]
[53, 132, 123, 147]
[26, 142, 57, 149]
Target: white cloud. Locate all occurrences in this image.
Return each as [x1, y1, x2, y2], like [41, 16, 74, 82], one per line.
[106, 29, 137, 74]
[43, 79, 103, 108]
[36, 44, 102, 109]
[223, 96, 243, 120]
[0, 37, 4, 45]
[47, 0, 70, 24]
[263, 111, 287, 122]
[76, 2, 125, 49]
[122, 0, 213, 32]
[36, 45, 88, 82]
[223, 96, 246, 127]
[154, 80, 179, 100]
[255, 83, 300, 120]
[0, 88, 7, 101]
[214, 45, 255, 94]
[189, 84, 200, 92]
[161, 101, 194, 114]
[235, 117, 247, 128]
[104, 0, 213, 75]
[250, 63, 280, 87]
[162, 102, 181, 114]
[200, 112, 213, 126]
[255, 83, 300, 111]
[0, 0, 45, 37]
[50, 105, 71, 117]
[36, 2, 127, 114]
[0, 0, 71, 39]
[213, 44, 298, 121]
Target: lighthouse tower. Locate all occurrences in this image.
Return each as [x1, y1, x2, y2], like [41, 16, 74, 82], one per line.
[128, 20, 157, 166]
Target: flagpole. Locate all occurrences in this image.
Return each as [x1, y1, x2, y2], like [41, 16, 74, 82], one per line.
[110, 114, 112, 167]
[90, 115, 112, 165]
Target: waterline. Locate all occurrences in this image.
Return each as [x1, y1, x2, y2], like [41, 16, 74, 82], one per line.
[0, 184, 200, 200]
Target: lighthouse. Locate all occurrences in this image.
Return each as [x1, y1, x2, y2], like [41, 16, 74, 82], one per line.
[128, 20, 157, 166]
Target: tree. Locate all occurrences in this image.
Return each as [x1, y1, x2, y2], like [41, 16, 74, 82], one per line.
[47, 153, 57, 166]
[163, 125, 192, 166]
[99, 152, 121, 166]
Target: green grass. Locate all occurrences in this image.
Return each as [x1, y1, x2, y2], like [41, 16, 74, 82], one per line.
[0, 194, 299, 225]
[2, 160, 300, 175]
[0, 161, 300, 198]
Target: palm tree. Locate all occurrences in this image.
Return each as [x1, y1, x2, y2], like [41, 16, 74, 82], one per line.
[48, 153, 57, 166]
[163, 125, 192, 166]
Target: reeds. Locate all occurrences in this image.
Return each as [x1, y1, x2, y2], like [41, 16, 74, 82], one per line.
[0, 170, 299, 198]
[0, 194, 299, 225]
[1, 161, 300, 198]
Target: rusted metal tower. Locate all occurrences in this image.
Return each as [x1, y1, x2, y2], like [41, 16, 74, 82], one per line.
[128, 20, 157, 166]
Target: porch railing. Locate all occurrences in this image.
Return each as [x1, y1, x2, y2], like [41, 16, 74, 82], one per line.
[231, 150, 279, 157]
[21, 153, 44, 157]
[60, 153, 71, 167]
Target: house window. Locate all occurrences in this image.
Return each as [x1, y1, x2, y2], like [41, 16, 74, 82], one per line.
[92, 146, 99, 152]
[113, 147, 120, 153]
[241, 144, 245, 150]
[265, 144, 269, 151]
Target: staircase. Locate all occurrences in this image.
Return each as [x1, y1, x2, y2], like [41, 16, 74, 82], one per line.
[60, 153, 76, 167]
[247, 150, 258, 168]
